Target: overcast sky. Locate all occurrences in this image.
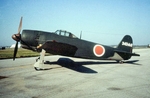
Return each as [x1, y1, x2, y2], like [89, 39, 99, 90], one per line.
[0, 0, 150, 46]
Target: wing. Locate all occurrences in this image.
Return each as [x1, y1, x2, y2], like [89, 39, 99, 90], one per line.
[38, 41, 78, 56]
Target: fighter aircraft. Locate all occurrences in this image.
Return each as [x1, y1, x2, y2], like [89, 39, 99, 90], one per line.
[12, 17, 140, 70]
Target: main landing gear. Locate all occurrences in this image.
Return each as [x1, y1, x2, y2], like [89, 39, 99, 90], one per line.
[34, 49, 46, 71]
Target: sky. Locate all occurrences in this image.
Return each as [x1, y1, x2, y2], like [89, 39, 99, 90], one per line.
[0, 0, 150, 46]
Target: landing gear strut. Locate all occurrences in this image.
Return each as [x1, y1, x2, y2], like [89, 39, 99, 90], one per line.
[34, 49, 45, 71]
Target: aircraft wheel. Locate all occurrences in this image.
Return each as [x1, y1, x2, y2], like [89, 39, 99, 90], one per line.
[116, 60, 124, 64]
[119, 61, 124, 64]
[34, 67, 41, 71]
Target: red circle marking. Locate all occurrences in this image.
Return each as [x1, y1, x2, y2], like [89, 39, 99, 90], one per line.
[93, 45, 105, 57]
[95, 46, 103, 55]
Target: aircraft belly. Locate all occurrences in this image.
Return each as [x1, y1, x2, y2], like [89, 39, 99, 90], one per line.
[21, 30, 38, 46]
[108, 52, 123, 60]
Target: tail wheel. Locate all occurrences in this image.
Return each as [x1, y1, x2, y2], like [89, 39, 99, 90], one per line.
[116, 60, 124, 64]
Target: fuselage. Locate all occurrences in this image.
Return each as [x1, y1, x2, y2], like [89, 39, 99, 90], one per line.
[21, 30, 123, 60]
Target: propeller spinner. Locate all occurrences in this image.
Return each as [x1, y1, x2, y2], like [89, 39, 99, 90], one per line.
[12, 17, 22, 60]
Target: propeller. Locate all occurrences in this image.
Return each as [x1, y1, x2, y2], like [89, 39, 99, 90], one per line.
[12, 17, 22, 60]
[12, 17, 36, 60]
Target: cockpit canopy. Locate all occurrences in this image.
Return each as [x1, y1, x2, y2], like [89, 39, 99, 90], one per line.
[55, 30, 78, 38]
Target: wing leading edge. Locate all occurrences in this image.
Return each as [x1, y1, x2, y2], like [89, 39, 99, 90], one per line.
[38, 41, 78, 56]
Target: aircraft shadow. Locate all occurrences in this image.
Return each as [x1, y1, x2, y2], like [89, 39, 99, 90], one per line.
[124, 60, 141, 65]
[44, 58, 141, 73]
[45, 58, 98, 73]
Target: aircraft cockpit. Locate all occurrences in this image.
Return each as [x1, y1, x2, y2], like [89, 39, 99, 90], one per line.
[55, 30, 78, 38]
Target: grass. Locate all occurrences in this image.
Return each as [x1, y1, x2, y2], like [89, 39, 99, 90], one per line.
[0, 48, 51, 59]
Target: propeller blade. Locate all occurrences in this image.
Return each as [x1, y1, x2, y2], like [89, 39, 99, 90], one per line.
[12, 17, 23, 61]
[18, 17, 23, 34]
[13, 41, 18, 60]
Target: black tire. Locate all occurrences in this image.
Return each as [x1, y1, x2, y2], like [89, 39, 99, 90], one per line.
[34, 67, 41, 71]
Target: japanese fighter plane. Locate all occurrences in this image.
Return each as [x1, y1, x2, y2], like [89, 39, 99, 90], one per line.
[12, 17, 140, 70]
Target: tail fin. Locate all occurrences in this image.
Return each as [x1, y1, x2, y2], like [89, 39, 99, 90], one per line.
[117, 35, 133, 53]
[115, 35, 139, 60]
[115, 35, 133, 60]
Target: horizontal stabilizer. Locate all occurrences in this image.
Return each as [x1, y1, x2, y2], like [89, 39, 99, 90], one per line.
[114, 50, 140, 56]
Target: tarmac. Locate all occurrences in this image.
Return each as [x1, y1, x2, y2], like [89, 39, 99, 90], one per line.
[0, 48, 150, 98]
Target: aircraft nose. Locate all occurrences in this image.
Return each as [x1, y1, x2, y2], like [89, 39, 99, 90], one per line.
[12, 33, 21, 42]
[21, 30, 38, 47]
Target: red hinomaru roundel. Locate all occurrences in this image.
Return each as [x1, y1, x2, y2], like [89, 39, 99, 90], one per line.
[93, 45, 105, 57]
